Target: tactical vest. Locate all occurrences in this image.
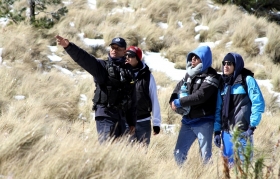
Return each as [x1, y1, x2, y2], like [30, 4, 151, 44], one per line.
[93, 60, 135, 111]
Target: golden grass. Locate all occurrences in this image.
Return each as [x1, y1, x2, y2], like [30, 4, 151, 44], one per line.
[271, 73, 280, 92]
[0, 0, 280, 178]
[0, 67, 279, 178]
[259, 85, 280, 115]
[145, 1, 181, 23]
[230, 19, 259, 56]
[3, 0, 280, 79]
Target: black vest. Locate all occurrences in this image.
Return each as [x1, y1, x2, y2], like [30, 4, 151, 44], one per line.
[135, 66, 152, 119]
[93, 60, 135, 111]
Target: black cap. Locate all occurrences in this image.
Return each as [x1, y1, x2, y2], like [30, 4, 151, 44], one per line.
[109, 37, 127, 48]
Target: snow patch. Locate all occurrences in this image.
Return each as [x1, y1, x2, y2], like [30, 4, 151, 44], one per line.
[48, 53, 62, 62]
[14, 95, 25, 100]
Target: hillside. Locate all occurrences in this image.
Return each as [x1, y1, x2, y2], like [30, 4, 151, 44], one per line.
[0, 0, 280, 178]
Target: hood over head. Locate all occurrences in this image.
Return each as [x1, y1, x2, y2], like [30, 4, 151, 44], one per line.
[223, 52, 244, 79]
[186, 45, 212, 72]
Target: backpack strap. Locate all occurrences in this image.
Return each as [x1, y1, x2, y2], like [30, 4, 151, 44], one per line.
[241, 68, 254, 95]
[241, 75, 249, 95]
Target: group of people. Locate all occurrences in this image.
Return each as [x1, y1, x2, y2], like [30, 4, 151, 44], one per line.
[170, 46, 265, 166]
[55, 35, 265, 166]
[55, 35, 161, 146]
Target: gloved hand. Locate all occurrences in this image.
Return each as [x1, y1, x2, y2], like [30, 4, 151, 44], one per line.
[175, 106, 191, 116]
[214, 131, 221, 148]
[241, 126, 256, 138]
[153, 126, 160, 135]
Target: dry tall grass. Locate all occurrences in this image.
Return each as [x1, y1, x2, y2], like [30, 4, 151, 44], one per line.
[0, 0, 280, 178]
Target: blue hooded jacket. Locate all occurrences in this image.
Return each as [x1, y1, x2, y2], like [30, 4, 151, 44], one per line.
[214, 53, 265, 132]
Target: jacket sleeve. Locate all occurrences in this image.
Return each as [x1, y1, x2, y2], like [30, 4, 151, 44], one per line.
[149, 74, 161, 126]
[125, 85, 137, 127]
[64, 42, 107, 83]
[180, 74, 219, 107]
[214, 89, 222, 132]
[246, 76, 265, 127]
[169, 79, 184, 104]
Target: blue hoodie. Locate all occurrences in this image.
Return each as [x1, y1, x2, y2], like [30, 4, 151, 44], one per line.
[186, 45, 212, 72]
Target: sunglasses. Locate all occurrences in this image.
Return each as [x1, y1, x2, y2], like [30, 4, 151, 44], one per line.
[222, 61, 234, 66]
[126, 54, 136, 58]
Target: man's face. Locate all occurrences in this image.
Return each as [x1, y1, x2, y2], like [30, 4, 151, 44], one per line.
[125, 53, 138, 67]
[191, 55, 202, 67]
[223, 61, 235, 75]
[110, 44, 126, 58]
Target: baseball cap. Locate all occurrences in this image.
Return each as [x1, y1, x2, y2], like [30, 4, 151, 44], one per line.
[109, 37, 127, 48]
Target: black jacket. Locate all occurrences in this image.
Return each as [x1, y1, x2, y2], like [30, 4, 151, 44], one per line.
[169, 67, 220, 119]
[64, 43, 137, 127]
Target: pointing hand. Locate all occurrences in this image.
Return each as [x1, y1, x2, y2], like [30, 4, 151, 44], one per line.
[55, 35, 70, 48]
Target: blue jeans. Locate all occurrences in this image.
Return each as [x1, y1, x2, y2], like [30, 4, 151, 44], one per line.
[95, 116, 128, 143]
[174, 120, 214, 165]
[222, 131, 253, 164]
[130, 120, 152, 146]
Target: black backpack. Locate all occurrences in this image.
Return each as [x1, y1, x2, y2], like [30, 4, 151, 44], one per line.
[93, 60, 135, 111]
[241, 68, 254, 95]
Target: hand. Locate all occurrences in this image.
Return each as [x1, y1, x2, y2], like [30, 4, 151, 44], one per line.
[241, 127, 255, 138]
[129, 126, 135, 135]
[55, 35, 70, 48]
[171, 101, 177, 111]
[153, 126, 160, 135]
[214, 131, 221, 148]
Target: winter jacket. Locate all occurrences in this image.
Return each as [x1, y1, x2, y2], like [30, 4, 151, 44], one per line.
[169, 46, 220, 120]
[64, 42, 137, 127]
[134, 62, 161, 126]
[214, 53, 265, 132]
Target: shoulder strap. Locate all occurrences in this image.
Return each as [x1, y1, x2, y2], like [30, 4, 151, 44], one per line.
[106, 60, 126, 87]
[241, 75, 248, 95]
[106, 60, 120, 85]
[241, 68, 254, 95]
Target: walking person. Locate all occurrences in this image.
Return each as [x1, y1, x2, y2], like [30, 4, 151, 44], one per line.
[213, 53, 265, 165]
[55, 35, 137, 143]
[169, 46, 220, 165]
[125, 46, 161, 146]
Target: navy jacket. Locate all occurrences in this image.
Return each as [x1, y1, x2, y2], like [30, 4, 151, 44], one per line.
[214, 53, 265, 132]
